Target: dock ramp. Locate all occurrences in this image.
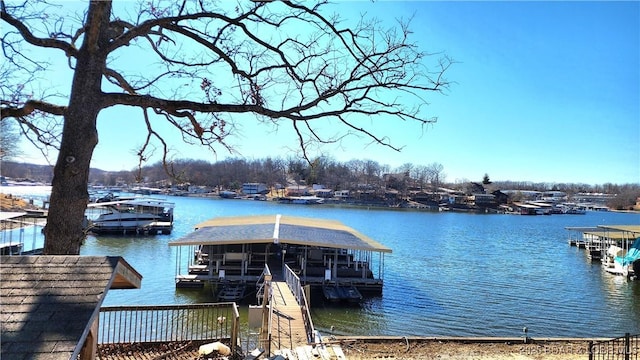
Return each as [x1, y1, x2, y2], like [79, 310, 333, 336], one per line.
[258, 266, 346, 359]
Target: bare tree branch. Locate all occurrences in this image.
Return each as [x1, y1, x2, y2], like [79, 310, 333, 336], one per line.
[0, 0, 451, 254]
[1, 99, 66, 119]
[0, 4, 77, 57]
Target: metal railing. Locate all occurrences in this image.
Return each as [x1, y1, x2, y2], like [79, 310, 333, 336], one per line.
[284, 264, 315, 344]
[271, 308, 293, 351]
[98, 303, 240, 352]
[589, 333, 639, 360]
[253, 265, 273, 355]
[256, 265, 272, 304]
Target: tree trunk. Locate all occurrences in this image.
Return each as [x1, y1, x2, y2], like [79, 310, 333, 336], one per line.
[43, 1, 112, 254]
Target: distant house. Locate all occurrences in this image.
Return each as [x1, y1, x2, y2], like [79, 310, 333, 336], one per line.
[285, 185, 311, 197]
[1, 255, 142, 360]
[242, 183, 269, 195]
[334, 190, 350, 199]
[511, 202, 540, 215]
[411, 191, 440, 206]
[446, 194, 467, 205]
[542, 191, 567, 202]
[491, 190, 509, 205]
[574, 192, 615, 205]
[471, 193, 495, 206]
[314, 189, 333, 198]
[502, 190, 542, 200]
[310, 185, 333, 198]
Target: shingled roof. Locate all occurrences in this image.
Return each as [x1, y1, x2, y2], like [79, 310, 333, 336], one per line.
[169, 214, 392, 253]
[1, 255, 142, 360]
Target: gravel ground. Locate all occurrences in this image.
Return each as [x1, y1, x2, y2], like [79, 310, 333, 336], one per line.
[339, 338, 594, 359]
[96, 338, 600, 359]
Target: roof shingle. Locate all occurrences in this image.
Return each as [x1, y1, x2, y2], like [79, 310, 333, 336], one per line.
[1, 255, 141, 360]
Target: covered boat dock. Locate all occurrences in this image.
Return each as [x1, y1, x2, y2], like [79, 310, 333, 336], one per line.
[566, 224, 640, 277]
[169, 214, 392, 300]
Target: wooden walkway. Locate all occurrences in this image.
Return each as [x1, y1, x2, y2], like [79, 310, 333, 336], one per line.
[269, 281, 346, 360]
[269, 281, 309, 350]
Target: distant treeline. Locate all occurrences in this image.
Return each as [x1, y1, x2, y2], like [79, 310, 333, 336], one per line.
[1, 158, 638, 209]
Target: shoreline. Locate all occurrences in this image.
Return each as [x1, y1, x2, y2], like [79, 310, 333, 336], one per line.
[331, 336, 614, 359]
[97, 336, 616, 359]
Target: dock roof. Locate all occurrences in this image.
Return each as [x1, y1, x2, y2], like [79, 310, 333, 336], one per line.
[0, 211, 27, 222]
[597, 225, 640, 236]
[169, 214, 392, 253]
[582, 230, 636, 240]
[1, 256, 142, 360]
[566, 225, 640, 240]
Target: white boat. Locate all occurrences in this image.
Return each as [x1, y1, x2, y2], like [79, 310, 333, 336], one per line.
[219, 190, 237, 199]
[563, 207, 586, 215]
[86, 198, 174, 235]
[281, 196, 324, 204]
[603, 245, 632, 276]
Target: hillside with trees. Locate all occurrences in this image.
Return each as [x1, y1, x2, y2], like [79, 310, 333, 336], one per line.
[2, 158, 638, 210]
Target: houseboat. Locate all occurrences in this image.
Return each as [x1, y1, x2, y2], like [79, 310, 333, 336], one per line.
[169, 214, 391, 303]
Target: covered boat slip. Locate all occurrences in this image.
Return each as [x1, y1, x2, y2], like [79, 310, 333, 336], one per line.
[566, 225, 640, 249]
[169, 214, 391, 297]
[1, 211, 45, 255]
[566, 225, 640, 276]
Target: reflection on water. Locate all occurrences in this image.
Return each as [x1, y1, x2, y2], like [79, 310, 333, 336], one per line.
[2, 190, 640, 337]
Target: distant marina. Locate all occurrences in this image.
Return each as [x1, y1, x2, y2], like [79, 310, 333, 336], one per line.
[0, 177, 623, 216]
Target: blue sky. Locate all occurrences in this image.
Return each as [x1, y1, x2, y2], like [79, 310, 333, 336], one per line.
[14, 1, 640, 185]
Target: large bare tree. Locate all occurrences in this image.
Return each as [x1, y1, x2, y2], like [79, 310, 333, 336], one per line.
[1, 0, 451, 254]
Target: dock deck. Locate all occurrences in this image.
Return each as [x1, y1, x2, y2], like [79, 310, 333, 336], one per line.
[169, 214, 390, 359]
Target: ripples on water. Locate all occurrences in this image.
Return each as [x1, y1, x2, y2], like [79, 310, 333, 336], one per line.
[318, 210, 640, 338]
[2, 188, 639, 337]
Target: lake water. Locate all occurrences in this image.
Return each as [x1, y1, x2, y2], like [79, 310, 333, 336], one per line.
[3, 186, 640, 338]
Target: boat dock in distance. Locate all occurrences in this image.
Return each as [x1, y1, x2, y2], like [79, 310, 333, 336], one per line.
[566, 225, 640, 278]
[169, 214, 392, 303]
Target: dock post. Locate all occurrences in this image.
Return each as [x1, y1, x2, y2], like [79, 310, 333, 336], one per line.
[625, 332, 630, 360]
